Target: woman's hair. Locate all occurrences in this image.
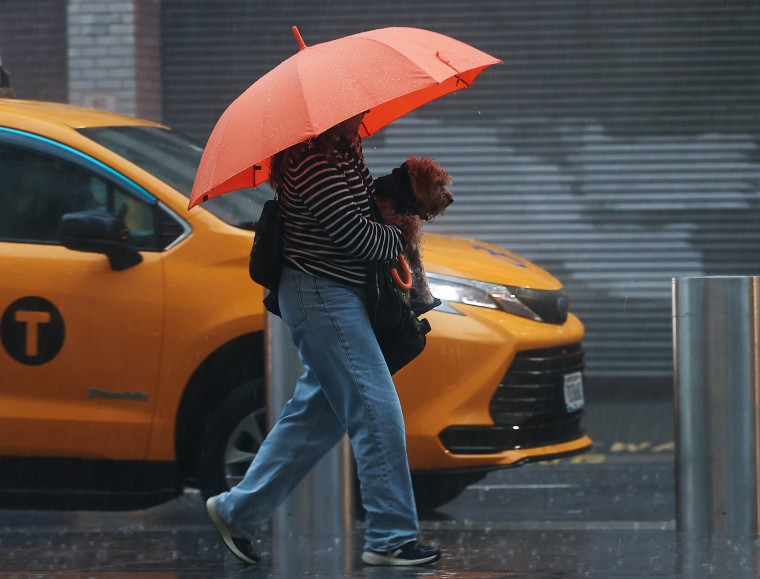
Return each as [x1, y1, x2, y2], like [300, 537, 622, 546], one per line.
[269, 141, 309, 189]
[269, 129, 363, 189]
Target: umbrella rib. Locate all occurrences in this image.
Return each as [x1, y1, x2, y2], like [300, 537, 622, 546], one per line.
[435, 50, 472, 88]
[294, 55, 320, 137]
[360, 119, 371, 137]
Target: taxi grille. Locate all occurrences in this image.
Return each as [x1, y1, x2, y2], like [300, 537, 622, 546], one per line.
[439, 343, 585, 454]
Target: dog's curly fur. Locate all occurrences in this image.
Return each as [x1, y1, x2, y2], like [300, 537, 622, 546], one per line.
[373, 155, 453, 309]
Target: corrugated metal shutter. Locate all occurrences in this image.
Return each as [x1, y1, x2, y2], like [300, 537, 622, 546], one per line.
[162, 0, 760, 380]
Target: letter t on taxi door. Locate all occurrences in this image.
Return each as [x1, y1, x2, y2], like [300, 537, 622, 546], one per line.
[15, 311, 51, 357]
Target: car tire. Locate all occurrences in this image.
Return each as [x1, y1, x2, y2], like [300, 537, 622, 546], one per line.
[197, 379, 267, 500]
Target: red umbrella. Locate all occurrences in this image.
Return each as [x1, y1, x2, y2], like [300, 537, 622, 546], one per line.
[189, 26, 500, 209]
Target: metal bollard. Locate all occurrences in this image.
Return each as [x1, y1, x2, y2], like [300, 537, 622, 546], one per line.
[672, 276, 760, 535]
[265, 310, 355, 574]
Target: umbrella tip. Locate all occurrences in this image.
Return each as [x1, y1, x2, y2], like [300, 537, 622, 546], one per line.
[292, 26, 307, 51]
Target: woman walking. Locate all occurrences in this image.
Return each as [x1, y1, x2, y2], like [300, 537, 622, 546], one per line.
[205, 111, 441, 567]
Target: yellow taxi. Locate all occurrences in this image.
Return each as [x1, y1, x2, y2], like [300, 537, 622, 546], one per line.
[0, 99, 590, 512]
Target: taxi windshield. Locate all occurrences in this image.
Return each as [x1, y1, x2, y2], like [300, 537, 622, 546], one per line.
[77, 125, 271, 230]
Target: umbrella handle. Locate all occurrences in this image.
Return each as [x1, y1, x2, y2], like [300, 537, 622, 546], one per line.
[391, 254, 413, 291]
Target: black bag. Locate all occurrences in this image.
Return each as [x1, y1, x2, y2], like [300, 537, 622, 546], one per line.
[249, 197, 282, 317]
[249, 198, 282, 289]
[366, 255, 431, 375]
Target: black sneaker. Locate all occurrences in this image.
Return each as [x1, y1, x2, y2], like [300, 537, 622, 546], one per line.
[362, 540, 441, 566]
[206, 497, 260, 565]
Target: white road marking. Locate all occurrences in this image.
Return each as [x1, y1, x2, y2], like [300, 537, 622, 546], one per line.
[470, 484, 576, 490]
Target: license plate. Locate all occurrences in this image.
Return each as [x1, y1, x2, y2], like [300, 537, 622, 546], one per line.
[563, 372, 585, 412]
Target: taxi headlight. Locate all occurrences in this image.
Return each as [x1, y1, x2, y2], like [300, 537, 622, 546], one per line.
[427, 273, 557, 323]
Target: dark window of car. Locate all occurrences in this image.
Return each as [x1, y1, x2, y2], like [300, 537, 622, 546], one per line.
[78, 126, 271, 230]
[0, 144, 161, 248]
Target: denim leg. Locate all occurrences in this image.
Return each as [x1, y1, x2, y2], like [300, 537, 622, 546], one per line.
[285, 271, 419, 551]
[215, 267, 418, 551]
[215, 361, 345, 538]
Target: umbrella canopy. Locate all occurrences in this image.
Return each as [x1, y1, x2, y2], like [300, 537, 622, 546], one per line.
[189, 26, 501, 209]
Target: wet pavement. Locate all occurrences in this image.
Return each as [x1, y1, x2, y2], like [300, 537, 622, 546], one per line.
[2, 385, 760, 578]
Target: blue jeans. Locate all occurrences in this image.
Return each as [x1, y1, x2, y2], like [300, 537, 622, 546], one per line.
[214, 266, 419, 551]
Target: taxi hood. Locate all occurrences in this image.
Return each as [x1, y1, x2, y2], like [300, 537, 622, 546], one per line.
[423, 233, 563, 290]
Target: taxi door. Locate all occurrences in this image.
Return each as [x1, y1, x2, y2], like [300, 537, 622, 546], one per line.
[0, 135, 165, 461]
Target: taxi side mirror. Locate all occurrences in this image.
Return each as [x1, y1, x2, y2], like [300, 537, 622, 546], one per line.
[59, 210, 143, 271]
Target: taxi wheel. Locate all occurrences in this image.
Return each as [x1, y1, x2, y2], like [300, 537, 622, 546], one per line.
[197, 379, 266, 500]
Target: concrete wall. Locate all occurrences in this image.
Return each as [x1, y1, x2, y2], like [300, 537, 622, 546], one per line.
[67, 0, 161, 121]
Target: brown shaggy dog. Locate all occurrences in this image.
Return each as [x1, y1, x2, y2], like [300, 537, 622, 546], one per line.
[373, 156, 453, 312]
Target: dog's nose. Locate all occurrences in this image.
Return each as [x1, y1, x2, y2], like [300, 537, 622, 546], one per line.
[446, 195, 454, 207]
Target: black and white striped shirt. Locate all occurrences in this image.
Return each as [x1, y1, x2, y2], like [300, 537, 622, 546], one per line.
[279, 146, 404, 286]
